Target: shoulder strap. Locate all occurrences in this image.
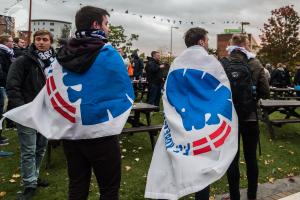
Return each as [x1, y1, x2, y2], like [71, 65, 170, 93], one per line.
[219, 56, 231, 68]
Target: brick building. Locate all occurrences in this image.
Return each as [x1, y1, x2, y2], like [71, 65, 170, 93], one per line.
[217, 33, 259, 58]
[0, 15, 15, 36]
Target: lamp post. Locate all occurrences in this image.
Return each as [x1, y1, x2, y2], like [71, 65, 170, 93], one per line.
[28, 0, 32, 44]
[241, 22, 250, 34]
[170, 26, 179, 58]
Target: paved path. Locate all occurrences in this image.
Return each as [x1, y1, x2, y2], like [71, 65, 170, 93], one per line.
[279, 192, 300, 200]
[215, 175, 300, 200]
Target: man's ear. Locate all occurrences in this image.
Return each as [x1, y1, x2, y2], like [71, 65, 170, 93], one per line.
[91, 21, 99, 29]
[197, 40, 204, 46]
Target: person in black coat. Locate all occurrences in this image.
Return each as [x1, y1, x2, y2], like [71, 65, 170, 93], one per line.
[0, 35, 14, 145]
[294, 64, 300, 97]
[145, 51, 165, 106]
[13, 37, 27, 58]
[6, 30, 55, 200]
[131, 51, 144, 80]
[270, 63, 290, 88]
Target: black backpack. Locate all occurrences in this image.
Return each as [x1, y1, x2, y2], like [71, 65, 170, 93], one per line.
[220, 57, 257, 120]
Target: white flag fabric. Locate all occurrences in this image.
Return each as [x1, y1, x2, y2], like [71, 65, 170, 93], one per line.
[145, 46, 238, 200]
[4, 44, 134, 140]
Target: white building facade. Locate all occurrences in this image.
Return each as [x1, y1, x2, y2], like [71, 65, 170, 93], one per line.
[31, 19, 72, 45]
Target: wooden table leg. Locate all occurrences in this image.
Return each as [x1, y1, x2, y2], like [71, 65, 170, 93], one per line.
[149, 131, 156, 151]
[46, 143, 52, 169]
[262, 108, 275, 139]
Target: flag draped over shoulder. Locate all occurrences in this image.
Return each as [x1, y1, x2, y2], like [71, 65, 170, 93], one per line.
[145, 46, 238, 200]
[4, 44, 134, 140]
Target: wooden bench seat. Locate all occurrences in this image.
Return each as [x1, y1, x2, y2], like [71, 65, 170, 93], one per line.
[271, 119, 300, 125]
[122, 124, 162, 150]
[122, 124, 162, 134]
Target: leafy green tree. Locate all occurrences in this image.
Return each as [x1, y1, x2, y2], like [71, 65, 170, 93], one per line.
[258, 5, 300, 69]
[108, 25, 139, 55]
[60, 24, 71, 39]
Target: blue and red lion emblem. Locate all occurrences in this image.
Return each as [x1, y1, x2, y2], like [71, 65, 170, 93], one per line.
[46, 45, 134, 125]
[165, 69, 233, 155]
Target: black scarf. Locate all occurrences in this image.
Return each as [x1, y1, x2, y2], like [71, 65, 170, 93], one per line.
[35, 48, 55, 69]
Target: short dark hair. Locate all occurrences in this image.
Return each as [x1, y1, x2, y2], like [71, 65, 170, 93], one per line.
[33, 30, 54, 43]
[151, 51, 159, 57]
[184, 27, 208, 48]
[75, 6, 110, 30]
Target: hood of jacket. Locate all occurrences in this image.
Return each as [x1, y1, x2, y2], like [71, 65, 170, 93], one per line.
[56, 37, 105, 73]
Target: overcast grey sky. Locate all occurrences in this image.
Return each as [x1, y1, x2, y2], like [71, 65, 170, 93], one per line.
[1, 0, 300, 55]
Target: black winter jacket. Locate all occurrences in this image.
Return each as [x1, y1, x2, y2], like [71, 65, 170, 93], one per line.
[145, 57, 163, 85]
[0, 49, 12, 87]
[294, 69, 300, 85]
[131, 52, 144, 78]
[6, 44, 47, 109]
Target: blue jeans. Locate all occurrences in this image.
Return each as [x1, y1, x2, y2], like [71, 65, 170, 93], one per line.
[0, 87, 6, 115]
[17, 124, 48, 188]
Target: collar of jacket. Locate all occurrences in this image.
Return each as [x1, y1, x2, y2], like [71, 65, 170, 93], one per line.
[24, 44, 53, 79]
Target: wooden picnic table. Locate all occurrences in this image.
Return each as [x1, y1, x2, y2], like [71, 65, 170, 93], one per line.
[270, 87, 297, 99]
[127, 102, 160, 126]
[132, 79, 148, 101]
[259, 99, 300, 138]
[123, 102, 161, 150]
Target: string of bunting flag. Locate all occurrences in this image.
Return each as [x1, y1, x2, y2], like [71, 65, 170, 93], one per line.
[109, 8, 242, 26]
[45, 0, 244, 27]
[2, 0, 261, 30]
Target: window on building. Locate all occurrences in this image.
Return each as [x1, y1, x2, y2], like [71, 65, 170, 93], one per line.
[38, 22, 40, 25]
[34, 22, 35, 25]
[50, 28, 54, 32]
[33, 28, 35, 31]
[43, 22, 45, 25]
[50, 22, 54, 26]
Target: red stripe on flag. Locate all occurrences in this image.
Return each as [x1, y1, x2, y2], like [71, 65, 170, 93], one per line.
[193, 145, 211, 155]
[54, 92, 76, 114]
[46, 79, 51, 95]
[50, 98, 76, 123]
[49, 76, 56, 91]
[193, 137, 208, 147]
[209, 121, 227, 140]
[213, 125, 231, 148]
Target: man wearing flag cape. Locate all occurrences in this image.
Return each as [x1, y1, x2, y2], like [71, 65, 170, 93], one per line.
[145, 27, 238, 200]
[5, 6, 134, 200]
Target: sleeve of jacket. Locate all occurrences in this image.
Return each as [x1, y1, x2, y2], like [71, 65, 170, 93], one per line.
[294, 71, 300, 85]
[252, 59, 270, 99]
[0, 56, 5, 80]
[6, 57, 26, 108]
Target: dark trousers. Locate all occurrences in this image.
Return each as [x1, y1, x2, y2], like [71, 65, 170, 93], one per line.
[62, 135, 121, 200]
[147, 83, 162, 106]
[227, 121, 259, 200]
[195, 186, 210, 200]
[194, 121, 259, 200]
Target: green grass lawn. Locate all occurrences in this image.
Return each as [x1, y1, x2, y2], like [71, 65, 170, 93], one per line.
[0, 110, 299, 200]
